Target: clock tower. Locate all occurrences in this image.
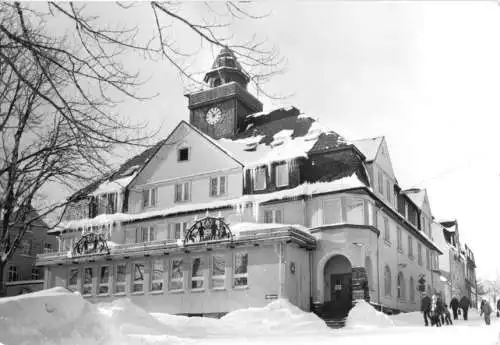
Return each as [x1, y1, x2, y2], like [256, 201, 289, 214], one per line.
[186, 47, 263, 139]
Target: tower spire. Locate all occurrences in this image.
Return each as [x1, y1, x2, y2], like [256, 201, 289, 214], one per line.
[204, 47, 250, 89]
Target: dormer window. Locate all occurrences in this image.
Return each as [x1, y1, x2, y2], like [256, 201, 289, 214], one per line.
[254, 167, 267, 191]
[178, 147, 189, 162]
[275, 162, 289, 187]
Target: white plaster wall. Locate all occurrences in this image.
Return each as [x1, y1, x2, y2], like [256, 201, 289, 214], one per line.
[46, 244, 313, 314]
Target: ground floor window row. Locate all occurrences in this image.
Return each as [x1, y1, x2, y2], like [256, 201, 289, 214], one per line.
[383, 265, 417, 303]
[66, 252, 249, 296]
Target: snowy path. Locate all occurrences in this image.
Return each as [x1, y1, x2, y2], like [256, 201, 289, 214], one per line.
[136, 316, 500, 345]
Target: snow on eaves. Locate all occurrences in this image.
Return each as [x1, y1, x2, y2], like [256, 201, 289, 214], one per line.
[90, 174, 137, 196]
[61, 174, 366, 230]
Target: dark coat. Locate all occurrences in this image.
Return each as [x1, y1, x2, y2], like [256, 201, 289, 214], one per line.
[460, 296, 470, 309]
[450, 298, 459, 309]
[421, 296, 431, 312]
[497, 299, 500, 310]
[481, 301, 492, 315]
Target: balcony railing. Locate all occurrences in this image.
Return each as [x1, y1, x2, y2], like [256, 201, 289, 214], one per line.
[36, 226, 316, 264]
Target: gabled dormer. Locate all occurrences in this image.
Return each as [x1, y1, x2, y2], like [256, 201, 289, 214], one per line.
[352, 136, 396, 206]
[127, 121, 243, 213]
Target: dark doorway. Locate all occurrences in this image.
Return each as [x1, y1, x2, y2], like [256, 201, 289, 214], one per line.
[330, 273, 352, 312]
[322, 255, 353, 318]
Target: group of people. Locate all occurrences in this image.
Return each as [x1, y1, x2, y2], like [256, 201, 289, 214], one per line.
[421, 293, 498, 326]
[420, 292, 457, 327]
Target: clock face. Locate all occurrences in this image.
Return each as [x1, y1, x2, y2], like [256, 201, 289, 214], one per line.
[205, 107, 222, 125]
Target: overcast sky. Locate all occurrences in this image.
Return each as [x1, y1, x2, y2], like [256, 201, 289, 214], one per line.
[46, 2, 500, 279]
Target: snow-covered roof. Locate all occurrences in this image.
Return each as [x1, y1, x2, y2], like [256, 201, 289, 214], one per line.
[90, 174, 137, 196]
[59, 174, 366, 230]
[350, 137, 383, 162]
[216, 107, 348, 167]
[403, 188, 426, 209]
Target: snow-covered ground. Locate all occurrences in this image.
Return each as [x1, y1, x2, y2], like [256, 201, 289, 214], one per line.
[0, 288, 498, 345]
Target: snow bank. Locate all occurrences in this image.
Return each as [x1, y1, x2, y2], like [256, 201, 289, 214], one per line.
[220, 299, 328, 334]
[0, 287, 131, 345]
[152, 299, 328, 337]
[345, 300, 395, 330]
[97, 298, 175, 336]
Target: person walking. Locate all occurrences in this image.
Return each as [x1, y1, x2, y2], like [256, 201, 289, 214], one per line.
[443, 303, 453, 325]
[421, 292, 432, 326]
[496, 299, 500, 318]
[460, 296, 470, 321]
[480, 299, 492, 325]
[450, 297, 460, 320]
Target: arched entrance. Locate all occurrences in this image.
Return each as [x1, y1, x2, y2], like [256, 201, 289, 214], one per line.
[323, 255, 352, 316]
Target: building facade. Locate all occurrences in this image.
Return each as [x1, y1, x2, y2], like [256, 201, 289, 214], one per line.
[2, 208, 57, 296]
[38, 48, 452, 318]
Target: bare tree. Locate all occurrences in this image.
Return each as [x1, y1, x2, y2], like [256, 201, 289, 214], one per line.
[0, 1, 283, 294]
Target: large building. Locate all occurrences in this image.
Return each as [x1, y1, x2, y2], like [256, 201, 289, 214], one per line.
[2, 207, 57, 296]
[431, 219, 477, 308]
[38, 48, 461, 320]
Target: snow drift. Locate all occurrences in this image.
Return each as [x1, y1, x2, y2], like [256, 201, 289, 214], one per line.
[0, 287, 130, 345]
[345, 300, 395, 329]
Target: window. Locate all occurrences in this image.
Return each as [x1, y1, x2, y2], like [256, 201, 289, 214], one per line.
[43, 242, 52, 253]
[408, 235, 413, 259]
[98, 266, 110, 295]
[32, 266, 41, 280]
[174, 182, 190, 202]
[139, 226, 156, 243]
[409, 277, 415, 302]
[98, 192, 118, 214]
[397, 272, 405, 300]
[68, 268, 78, 291]
[384, 266, 391, 297]
[115, 264, 126, 294]
[233, 252, 248, 287]
[210, 176, 227, 197]
[132, 263, 145, 293]
[378, 171, 384, 194]
[151, 259, 164, 292]
[83, 267, 93, 296]
[367, 202, 375, 226]
[178, 147, 189, 162]
[168, 222, 188, 240]
[421, 216, 427, 234]
[20, 240, 32, 255]
[365, 256, 373, 290]
[275, 162, 289, 187]
[386, 180, 392, 203]
[254, 167, 267, 191]
[384, 217, 390, 243]
[324, 199, 342, 225]
[143, 188, 158, 208]
[418, 243, 423, 266]
[397, 227, 403, 252]
[211, 254, 225, 289]
[8, 266, 18, 282]
[191, 257, 205, 290]
[345, 198, 364, 225]
[169, 258, 184, 291]
[263, 209, 282, 224]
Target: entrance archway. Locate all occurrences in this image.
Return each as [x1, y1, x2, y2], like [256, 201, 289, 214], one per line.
[323, 255, 352, 317]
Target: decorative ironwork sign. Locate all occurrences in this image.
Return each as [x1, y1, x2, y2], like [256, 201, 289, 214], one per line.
[184, 217, 232, 245]
[72, 232, 110, 256]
